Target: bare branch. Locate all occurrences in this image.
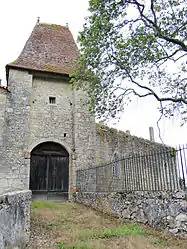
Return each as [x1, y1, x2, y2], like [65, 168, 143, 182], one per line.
[150, 0, 157, 25]
[157, 102, 164, 144]
[130, 90, 153, 98]
[174, 52, 187, 62]
[125, 70, 187, 104]
[114, 17, 141, 30]
[109, 50, 187, 105]
[157, 32, 187, 52]
[155, 49, 180, 63]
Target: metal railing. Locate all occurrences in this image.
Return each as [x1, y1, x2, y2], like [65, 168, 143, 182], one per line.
[176, 145, 187, 190]
[76, 145, 187, 192]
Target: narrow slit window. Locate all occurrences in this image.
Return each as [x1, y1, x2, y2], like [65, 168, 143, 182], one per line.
[113, 153, 119, 178]
[49, 97, 56, 104]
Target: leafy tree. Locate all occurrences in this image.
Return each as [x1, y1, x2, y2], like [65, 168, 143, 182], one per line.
[71, 0, 187, 123]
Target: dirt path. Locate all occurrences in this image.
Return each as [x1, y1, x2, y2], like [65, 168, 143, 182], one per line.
[27, 201, 187, 249]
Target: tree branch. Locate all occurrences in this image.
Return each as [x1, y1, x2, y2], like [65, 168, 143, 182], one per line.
[157, 32, 187, 52]
[155, 48, 181, 64]
[157, 102, 164, 144]
[131, 0, 187, 52]
[109, 50, 187, 105]
[174, 52, 187, 62]
[171, 21, 187, 37]
[125, 69, 187, 104]
[150, 0, 157, 25]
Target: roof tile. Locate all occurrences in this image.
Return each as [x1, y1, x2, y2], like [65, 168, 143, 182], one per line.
[7, 23, 78, 75]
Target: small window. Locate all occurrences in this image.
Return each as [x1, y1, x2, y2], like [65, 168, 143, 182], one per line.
[112, 153, 119, 178]
[49, 97, 56, 104]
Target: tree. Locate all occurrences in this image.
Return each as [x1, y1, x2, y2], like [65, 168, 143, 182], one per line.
[71, 0, 187, 124]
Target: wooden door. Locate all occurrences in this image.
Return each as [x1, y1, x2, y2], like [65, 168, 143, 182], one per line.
[48, 156, 69, 192]
[30, 155, 47, 191]
[30, 142, 69, 195]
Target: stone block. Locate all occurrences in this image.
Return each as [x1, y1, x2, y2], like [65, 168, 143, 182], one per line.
[0, 190, 31, 249]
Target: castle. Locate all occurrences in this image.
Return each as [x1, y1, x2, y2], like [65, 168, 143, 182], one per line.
[0, 22, 166, 199]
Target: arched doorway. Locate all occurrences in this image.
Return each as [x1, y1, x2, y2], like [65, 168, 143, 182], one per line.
[30, 142, 69, 199]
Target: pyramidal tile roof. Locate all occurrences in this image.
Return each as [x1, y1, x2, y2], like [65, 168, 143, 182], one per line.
[7, 23, 79, 75]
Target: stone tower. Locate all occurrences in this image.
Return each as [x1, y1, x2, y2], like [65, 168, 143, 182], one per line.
[0, 86, 7, 192]
[0, 23, 96, 198]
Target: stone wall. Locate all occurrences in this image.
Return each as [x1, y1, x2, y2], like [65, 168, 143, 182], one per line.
[0, 68, 96, 194]
[28, 74, 96, 189]
[0, 87, 7, 193]
[94, 125, 179, 192]
[28, 74, 75, 193]
[29, 75, 74, 153]
[74, 191, 187, 236]
[73, 89, 96, 178]
[0, 68, 177, 195]
[95, 124, 170, 165]
[1, 69, 33, 192]
[0, 88, 7, 150]
[0, 190, 31, 249]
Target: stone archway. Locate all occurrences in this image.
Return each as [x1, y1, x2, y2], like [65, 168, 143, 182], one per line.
[30, 142, 69, 200]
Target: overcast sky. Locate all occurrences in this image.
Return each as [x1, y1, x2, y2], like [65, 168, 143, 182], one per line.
[0, 0, 186, 146]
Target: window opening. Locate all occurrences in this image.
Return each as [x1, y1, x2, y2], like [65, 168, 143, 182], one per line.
[113, 153, 119, 178]
[49, 97, 56, 104]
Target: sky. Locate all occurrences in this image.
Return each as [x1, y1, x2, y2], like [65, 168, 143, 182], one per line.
[0, 0, 186, 147]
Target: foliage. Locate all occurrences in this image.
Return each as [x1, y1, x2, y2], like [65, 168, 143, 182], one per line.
[71, 0, 187, 123]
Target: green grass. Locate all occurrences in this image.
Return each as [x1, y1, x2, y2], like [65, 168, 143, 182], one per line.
[29, 202, 187, 249]
[149, 236, 169, 247]
[46, 221, 57, 227]
[56, 222, 146, 249]
[56, 241, 65, 248]
[31, 200, 57, 209]
[79, 223, 146, 240]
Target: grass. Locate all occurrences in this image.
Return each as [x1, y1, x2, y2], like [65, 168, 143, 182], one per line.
[31, 200, 57, 209]
[46, 221, 57, 227]
[79, 223, 146, 240]
[56, 241, 65, 248]
[149, 236, 169, 247]
[62, 223, 146, 249]
[28, 201, 187, 249]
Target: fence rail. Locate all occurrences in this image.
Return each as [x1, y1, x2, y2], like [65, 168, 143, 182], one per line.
[176, 145, 187, 190]
[76, 145, 187, 192]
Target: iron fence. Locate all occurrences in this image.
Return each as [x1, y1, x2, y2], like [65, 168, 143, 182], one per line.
[176, 145, 187, 190]
[76, 145, 187, 192]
